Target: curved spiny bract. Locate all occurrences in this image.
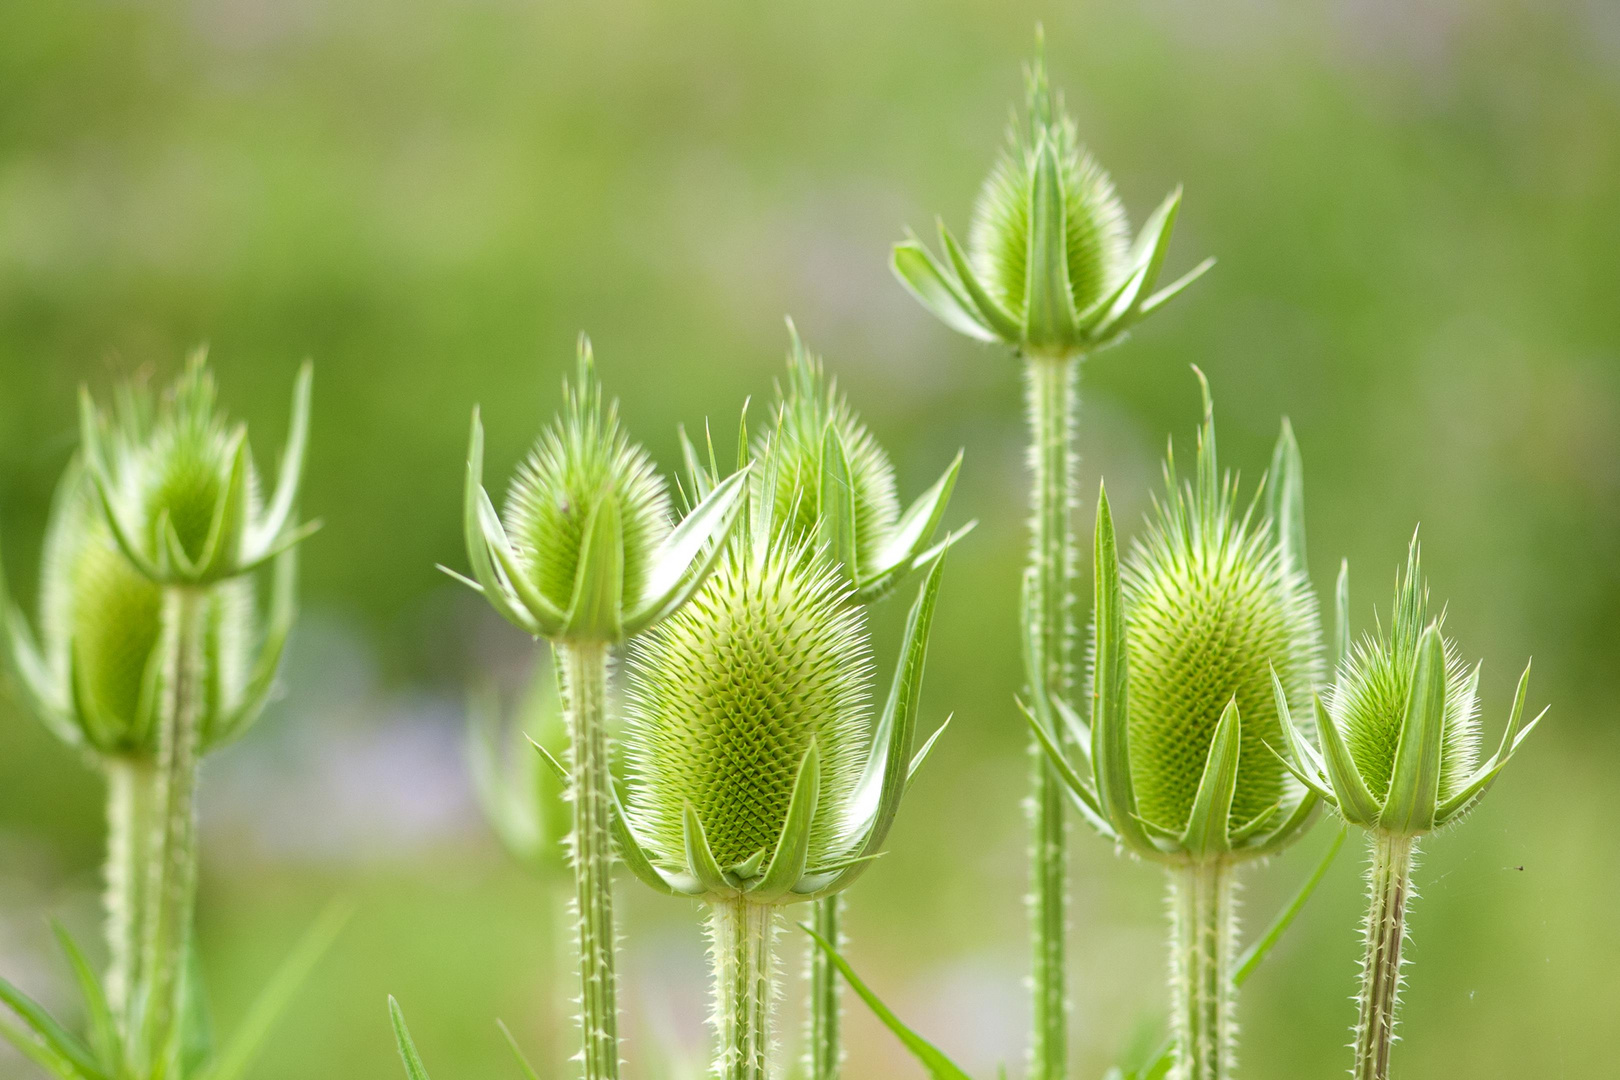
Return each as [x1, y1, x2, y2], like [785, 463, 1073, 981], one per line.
[890, 37, 1212, 359]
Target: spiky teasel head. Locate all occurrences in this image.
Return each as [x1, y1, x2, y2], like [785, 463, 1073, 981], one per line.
[1029, 372, 1322, 862]
[614, 538, 949, 906]
[736, 322, 965, 605]
[1277, 535, 1546, 837]
[1, 375, 303, 758]
[892, 31, 1213, 359]
[459, 335, 753, 643]
[78, 350, 315, 586]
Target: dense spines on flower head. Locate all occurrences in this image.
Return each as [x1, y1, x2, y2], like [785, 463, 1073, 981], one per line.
[756, 333, 900, 580]
[1330, 541, 1479, 810]
[969, 68, 1131, 326]
[504, 344, 672, 616]
[624, 541, 871, 870]
[1119, 378, 1323, 839]
[139, 365, 252, 563]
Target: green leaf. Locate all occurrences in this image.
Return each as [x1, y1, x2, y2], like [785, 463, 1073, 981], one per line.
[388, 998, 433, 1080]
[624, 463, 752, 633]
[1379, 625, 1447, 834]
[865, 451, 962, 595]
[1091, 485, 1151, 855]
[461, 411, 543, 636]
[213, 545, 299, 747]
[1235, 827, 1346, 985]
[194, 428, 250, 579]
[1436, 661, 1545, 824]
[818, 426, 860, 578]
[1137, 257, 1215, 318]
[937, 223, 1022, 341]
[1314, 689, 1383, 827]
[1266, 418, 1307, 577]
[561, 495, 624, 640]
[1019, 697, 1110, 835]
[496, 1021, 542, 1080]
[906, 716, 951, 788]
[1023, 138, 1079, 351]
[801, 927, 975, 1080]
[751, 743, 820, 901]
[194, 901, 352, 1080]
[683, 805, 735, 897]
[0, 1014, 83, 1080]
[0, 974, 107, 1080]
[255, 361, 314, 551]
[50, 924, 117, 1072]
[891, 241, 997, 343]
[1180, 699, 1241, 858]
[608, 776, 688, 897]
[1334, 559, 1350, 670]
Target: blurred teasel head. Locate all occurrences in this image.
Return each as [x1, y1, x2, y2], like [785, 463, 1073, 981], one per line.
[77, 350, 315, 586]
[1030, 371, 1324, 862]
[1, 360, 304, 757]
[892, 33, 1213, 359]
[731, 322, 964, 605]
[1277, 535, 1545, 837]
[613, 537, 948, 906]
[457, 335, 752, 643]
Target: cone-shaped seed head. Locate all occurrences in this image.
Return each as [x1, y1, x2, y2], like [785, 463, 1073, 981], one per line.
[968, 53, 1130, 323]
[624, 541, 871, 869]
[503, 342, 672, 614]
[755, 333, 900, 578]
[1120, 382, 1323, 834]
[1331, 541, 1479, 807]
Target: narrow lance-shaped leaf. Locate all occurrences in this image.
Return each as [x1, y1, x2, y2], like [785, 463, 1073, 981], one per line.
[819, 426, 859, 578]
[1379, 624, 1447, 834]
[938, 223, 1022, 341]
[624, 463, 752, 633]
[1267, 418, 1307, 577]
[683, 805, 735, 897]
[1314, 689, 1383, 827]
[752, 743, 820, 901]
[1092, 485, 1152, 854]
[460, 411, 541, 635]
[388, 998, 433, 1080]
[561, 495, 624, 640]
[1180, 699, 1242, 858]
[255, 361, 314, 551]
[1023, 138, 1079, 351]
[0, 975, 108, 1080]
[890, 241, 996, 343]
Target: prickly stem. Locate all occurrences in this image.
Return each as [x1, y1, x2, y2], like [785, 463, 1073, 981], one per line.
[1353, 832, 1418, 1080]
[138, 586, 207, 1076]
[708, 899, 778, 1080]
[104, 755, 159, 1036]
[1025, 353, 1078, 1080]
[805, 895, 843, 1080]
[558, 640, 622, 1080]
[1169, 859, 1238, 1080]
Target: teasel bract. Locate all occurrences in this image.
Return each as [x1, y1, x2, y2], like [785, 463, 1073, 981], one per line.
[0, 352, 310, 1078]
[448, 336, 751, 1080]
[1030, 373, 1323, 1080]
[613, 529, 946, 1080]
[890, 36, 1211, 1079]
[689, 323, 965, 1080]
[1272, 536, 1543, 1080]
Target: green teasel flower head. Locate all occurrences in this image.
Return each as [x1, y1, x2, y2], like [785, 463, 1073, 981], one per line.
[613, 537, 949, 905]
[1275, 535, 1545, 837]
[78, 350, 316, 587]
[1, 450, 300, 759]
[1029, 372, 1324, 862]
[892, 33, 1213, 359]
[729, 321, 966, 604]
[457, 335, 752, 643]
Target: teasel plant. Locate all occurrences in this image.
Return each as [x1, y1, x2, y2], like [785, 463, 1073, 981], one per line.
[602, 517, 948, 1080]
[1021, 372, 1325, 1080]
[696, 321, 966, 1080]
[1272, 534, 1544, 1080]
[405, 336, 753, 1080]
[0, 353, 339, 1080]
[890, 36, 1211, 1079]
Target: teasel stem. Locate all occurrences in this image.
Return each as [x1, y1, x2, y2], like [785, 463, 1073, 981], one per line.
[1024, 353, 1078, 1080]
[708, 899, 778, 1080]
[1169, 859, 1238, 1080]
[557, 640, 621, 1080]
[138, 585, 208, 1074]
[1353, 832, 1418, 1080]
[804, 895, 842, 1080]
[104, 755, 159, 1034]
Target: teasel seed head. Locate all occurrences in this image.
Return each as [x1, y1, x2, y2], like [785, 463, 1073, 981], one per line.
[1, 359, 306, 757]
[892, 31, 1213, 358]
[614, 537, 948, 905]
[78, 349, 316, 586]
[1027, 371, 1324, 862]
[458, 335, 753, 643]
[737, 322, 966, 605]
[1277, 534, 1546, 836]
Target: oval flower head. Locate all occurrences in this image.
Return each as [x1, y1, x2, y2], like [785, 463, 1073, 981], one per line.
[77, 350, 315, 587]
[2, 378, 301, 757]
[730, 322, 966, 604]
[457, 336, 751, 643]
[1030, 372, 1324, 862]
[1276, 535, 1544, 838]
[892, 37, 1213, 359]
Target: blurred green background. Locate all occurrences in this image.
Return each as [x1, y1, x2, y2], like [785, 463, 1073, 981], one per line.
[1, 0, 1616, 1077]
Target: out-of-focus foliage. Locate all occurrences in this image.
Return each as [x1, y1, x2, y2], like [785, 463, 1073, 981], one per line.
[0, 1, 1615, 1079]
